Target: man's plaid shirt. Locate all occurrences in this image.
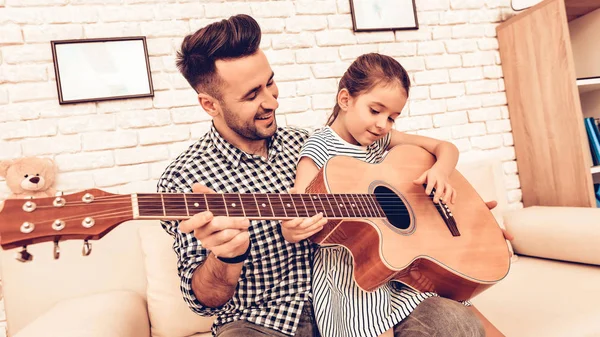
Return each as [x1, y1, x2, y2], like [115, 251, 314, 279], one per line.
[157, 124, 313, 336]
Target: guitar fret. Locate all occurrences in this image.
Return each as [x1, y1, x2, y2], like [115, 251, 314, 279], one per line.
[268, 195, 276, 217]
[344, 194, 357, 218]
[315, 194, 328, 217]
[238, 194, 246, 217]
[291, 194, 309, 217]
[300, 194, 309, 216]
[301, 194, 317, 217]
[240, 194, 260, 217]
[254, 194, 274, 218]
[183, 194, 208, 215]
[138, 193, 175, 217]
[268, 194, 286, 218]
[352, 194, 360, 218]
[370, 195, 384, 217]
[352, 194, 367, 217]
[323, 195, 339, 218]
[223, 194, 244, 217]
[162, 193, 188, 217]
[366, 194, 378, 217]
[359, 194, 374, 217]
[205, 194, 227, 217]
[367, 195, 380, 217]
[183, 194, 190, 217]
[331, 194, 346, 217]
[309, 194, 326, 217]
[252, 194, 261, 217]
[280, 194, 298, 218]
[222, 194, 229, 216]
[278, 194, 288, 218]
[340, 194, 352, 217]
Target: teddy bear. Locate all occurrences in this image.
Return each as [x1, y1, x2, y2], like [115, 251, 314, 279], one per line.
[0, 157, 58, 199]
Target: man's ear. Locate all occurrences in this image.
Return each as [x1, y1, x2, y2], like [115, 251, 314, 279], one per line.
[337, 88, 350, 111]
[198, 93, 220, 117]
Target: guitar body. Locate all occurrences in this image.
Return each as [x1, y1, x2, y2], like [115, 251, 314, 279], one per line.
[307, 145, 511, 301]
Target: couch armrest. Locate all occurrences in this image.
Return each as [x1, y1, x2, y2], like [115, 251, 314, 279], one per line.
[503, 206, 600, 266]
[13, 290, 149, 337]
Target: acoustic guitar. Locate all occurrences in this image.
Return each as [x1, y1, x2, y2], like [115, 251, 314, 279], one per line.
[0, 145, 510, 301]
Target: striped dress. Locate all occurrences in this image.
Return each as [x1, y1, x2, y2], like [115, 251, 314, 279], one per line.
[299, 127, 436, 337]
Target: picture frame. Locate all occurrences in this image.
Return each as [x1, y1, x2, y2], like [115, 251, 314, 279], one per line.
[349, 0, 419, 32]
[51, 36, 154, 104]
[510, 0, 543, 11]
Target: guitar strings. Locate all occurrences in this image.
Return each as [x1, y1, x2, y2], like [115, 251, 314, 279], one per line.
[26, 193, 444, 209]
[14, 206, 435, 229]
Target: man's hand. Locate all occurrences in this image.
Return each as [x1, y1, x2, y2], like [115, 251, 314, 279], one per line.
[484, 200, 514, 242]
[280, 187, 328, 243]
[179, 183, 250, 258]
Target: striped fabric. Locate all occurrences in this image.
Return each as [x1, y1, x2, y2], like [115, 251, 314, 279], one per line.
[300, 126, 436, 337]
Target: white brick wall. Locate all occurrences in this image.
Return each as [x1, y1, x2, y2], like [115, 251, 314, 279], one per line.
[0, 0, 521, 332]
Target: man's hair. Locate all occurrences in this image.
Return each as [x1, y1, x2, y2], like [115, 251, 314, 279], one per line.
[176, 14, 262, 99]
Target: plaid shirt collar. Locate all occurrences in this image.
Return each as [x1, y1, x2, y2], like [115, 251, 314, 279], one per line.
[207, 123, 284, 167]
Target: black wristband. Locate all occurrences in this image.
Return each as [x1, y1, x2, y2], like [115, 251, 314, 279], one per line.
[217, 243, 251, 264]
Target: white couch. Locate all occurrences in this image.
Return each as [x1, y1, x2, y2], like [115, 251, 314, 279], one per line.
[1, 159, 600, 337]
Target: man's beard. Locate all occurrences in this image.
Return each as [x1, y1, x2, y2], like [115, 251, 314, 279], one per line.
[222, 105, 277, 141]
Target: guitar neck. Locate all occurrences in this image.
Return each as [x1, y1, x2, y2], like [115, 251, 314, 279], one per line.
[133, 192, 385, 220]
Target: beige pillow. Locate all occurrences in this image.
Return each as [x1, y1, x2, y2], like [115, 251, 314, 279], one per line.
[504, 206, 600, 266]
[138, 223, 215, 337]
[13, 290, 148, 337]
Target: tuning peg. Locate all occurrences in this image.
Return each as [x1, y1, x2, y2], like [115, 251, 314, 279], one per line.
[82, 240, 92, 256]
[16, 246, 33, 262]
[53, 241, 60, 260]
[53, 192, 66, 207]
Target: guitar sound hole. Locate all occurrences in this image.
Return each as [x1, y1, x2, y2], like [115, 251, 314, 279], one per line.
[374, 186, 411, 230]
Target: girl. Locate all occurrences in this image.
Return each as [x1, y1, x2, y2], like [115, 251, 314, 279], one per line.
[282, 53, 501, 337]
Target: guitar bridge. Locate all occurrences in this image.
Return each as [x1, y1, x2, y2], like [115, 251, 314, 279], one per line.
[425, 185, 460, 237]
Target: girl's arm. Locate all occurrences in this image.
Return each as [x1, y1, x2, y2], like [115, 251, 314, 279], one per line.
[293, 156, 321, 193]
[388, 129, 459, 203]
[388, 129, 459, 176]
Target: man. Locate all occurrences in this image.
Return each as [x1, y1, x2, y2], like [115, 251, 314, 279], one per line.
[158, 14, 508, 337]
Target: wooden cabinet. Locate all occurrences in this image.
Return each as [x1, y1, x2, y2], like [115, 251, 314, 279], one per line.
[497, 0, 600, 207]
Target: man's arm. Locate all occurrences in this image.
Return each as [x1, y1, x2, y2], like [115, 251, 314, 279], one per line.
[178, 183, 251, 308]
[191, 253, 245, 307]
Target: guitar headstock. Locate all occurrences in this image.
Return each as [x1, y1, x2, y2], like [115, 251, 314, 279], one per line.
[0, 189, 133, 261]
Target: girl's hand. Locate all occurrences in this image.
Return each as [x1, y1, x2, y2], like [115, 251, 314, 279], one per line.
[280, 187, 328, 243]
[413, 167, 456, 204]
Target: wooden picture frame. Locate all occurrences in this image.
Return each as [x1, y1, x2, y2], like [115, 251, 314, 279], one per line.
[51, 36, 154, 104]
[349, 0, 419, 32]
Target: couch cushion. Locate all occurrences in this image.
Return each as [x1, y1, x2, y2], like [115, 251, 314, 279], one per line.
[138, 222, 215, 337]
[504, 206, 600, 266]
[471, 256, 600, 337]
[13, 290, 149, 337]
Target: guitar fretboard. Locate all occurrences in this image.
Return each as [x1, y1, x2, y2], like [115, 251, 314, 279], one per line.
[134, 193, 386, 220]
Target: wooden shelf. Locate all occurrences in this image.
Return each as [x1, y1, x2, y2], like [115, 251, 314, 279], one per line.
[497, 0, 600, 208]
[577, 77, 600, 94]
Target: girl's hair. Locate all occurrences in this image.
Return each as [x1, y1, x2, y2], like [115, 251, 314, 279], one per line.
[327, 53, 411, 126]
